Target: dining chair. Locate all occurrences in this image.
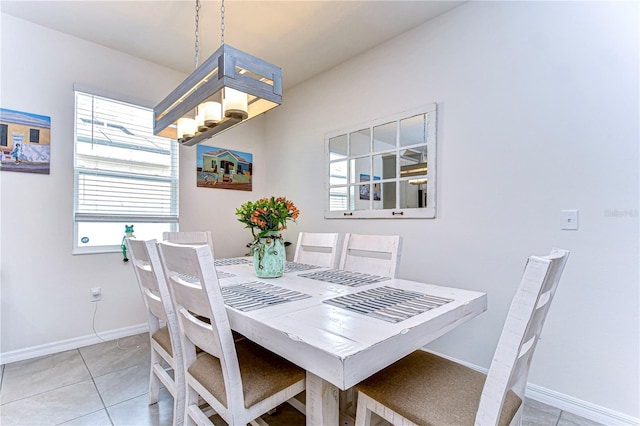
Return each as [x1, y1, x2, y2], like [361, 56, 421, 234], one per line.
[339, 233, 402, 278]
[156, 241, 306, 426]
[293, 232, 342, 268]
[353, 248, 570, 426]
[336, 233, 402, 414]
[164, 230, 250, 348]
[163, 231, 214, 250]
[126, 237, 185, 426]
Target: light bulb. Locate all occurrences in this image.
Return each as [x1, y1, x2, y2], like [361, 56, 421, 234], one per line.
[200, 101, 222, 127]
[222, 88, 248, 119]
[177, 117, 197, 140]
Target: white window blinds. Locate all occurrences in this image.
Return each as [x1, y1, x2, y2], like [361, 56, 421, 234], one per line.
[74, 91, 178, 223]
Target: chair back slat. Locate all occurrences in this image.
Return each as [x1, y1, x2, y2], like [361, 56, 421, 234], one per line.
[178, 307, 223, 359]
[475, 248, 569, 426]
[540, 248, 567, 294]
[129, 240, 161, 292]
[167, 273, 213, 320]
[135, 266, 160, 293]
[144, 288, 168, 322]
[157, 241, 246, 412]
[159, 241, 208, 282]
[293, 232, 341, 268]
[521, 300, 551, 347]
[163, 231, 214, 251]
[339, 233, 401, 278]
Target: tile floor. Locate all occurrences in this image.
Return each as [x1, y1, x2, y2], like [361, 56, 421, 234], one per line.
[0, 333, 602, 426]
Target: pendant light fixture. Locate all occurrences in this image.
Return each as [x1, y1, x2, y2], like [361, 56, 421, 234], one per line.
[153, 0, 282, 146]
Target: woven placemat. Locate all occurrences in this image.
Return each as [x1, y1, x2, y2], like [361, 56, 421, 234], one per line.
[324, 286, 453, 323]
[222, 281, 311, 311]
[214, 257, 252, 266]
[284, 262, 322, 273]
[299, 269, 389, 287]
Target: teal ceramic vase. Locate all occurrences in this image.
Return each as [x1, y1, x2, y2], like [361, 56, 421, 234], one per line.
[252, 234, 285, 278]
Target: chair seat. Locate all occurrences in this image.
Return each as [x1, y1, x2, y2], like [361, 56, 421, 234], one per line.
[355, 351, 522, 426]
[151, 326, 173, 357]
[188, 338, 305, 409]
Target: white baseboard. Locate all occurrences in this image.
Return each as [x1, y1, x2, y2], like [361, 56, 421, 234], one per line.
[425, 349, 639, 426]
[526, 383, 639, 426]
[0, 323, 149, 365]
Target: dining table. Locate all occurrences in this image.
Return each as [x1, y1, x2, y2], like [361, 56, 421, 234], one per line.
[213, 258, 488, 426]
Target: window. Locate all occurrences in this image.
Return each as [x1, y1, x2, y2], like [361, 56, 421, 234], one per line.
[74, 90, 179, 253]
[29, 128, 40, 143]
[325, 103, 437, 219]
[0, 124, 7, 147]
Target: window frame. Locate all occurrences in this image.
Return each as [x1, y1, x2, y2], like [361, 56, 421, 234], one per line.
[29, 128, 40, 143]
[1, 123, 8, 147]
[72, 87, 179, 254]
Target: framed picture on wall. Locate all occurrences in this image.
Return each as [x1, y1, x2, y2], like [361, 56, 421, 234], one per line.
[196, 145, 253, 191]
[0, 108, 51, 174]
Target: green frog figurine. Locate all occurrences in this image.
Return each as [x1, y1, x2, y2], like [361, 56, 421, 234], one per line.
[121, 225, 135, 262]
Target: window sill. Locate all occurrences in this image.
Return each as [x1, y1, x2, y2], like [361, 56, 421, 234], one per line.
[72, 246, 121, 255]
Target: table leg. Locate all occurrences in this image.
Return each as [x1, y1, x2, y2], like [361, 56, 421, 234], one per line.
[306, 372, 339, 426]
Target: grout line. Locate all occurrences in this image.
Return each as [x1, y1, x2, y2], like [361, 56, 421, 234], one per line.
[53, 408, 109, 426]
[0, 378, 101, 409]
[77, 348, 115, 426]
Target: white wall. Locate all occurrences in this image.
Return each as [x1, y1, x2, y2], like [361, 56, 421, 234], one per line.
[0, 14, 186, 354]
[264, 1, 639, 420]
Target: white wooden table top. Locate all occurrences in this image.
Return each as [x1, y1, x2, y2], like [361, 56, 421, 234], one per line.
[216, 260, 488, 390]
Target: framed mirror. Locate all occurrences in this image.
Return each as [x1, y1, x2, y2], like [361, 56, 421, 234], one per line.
[325, 103, 437, 219]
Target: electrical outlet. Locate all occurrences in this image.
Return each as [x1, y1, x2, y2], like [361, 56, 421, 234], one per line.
[90, 287, 102, 302]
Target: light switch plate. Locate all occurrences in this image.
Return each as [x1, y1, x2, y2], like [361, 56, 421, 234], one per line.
[561, 209, 579, 230]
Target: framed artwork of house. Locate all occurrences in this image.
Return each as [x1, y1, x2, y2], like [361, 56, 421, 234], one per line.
[359, 174, 381, 201]
[0, 108, 51, 174]
[196, 145, 253, 191]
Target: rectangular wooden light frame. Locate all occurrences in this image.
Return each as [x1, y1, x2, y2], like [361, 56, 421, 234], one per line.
[153, 44, 282, 146]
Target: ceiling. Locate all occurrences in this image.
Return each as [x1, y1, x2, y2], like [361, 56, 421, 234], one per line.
[0, 0, 464, 90]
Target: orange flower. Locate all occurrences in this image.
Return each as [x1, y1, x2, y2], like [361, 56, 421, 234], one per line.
[236, 196, 300, 239]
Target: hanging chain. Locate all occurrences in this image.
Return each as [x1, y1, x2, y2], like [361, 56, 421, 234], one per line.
[220, 0, 225, 45]
[194, 0, 201, 69]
